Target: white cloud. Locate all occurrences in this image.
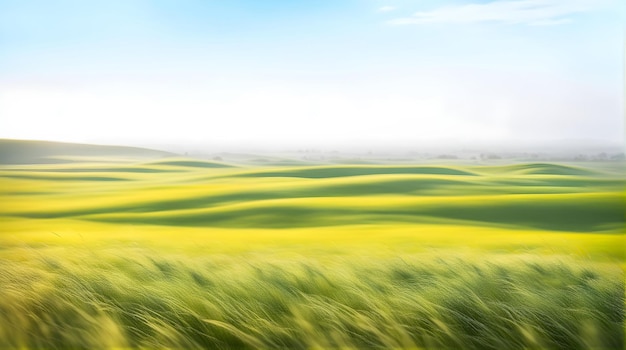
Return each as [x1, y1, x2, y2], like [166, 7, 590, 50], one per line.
[389, 0, 604, 26]
[378, 6, 397, 13]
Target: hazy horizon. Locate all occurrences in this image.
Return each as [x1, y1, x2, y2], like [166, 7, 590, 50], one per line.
[3, 137, 623, 159]
[0, 0, 623, 148]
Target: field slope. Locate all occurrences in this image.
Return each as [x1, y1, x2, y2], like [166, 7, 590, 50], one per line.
[0, 139, 175, 164]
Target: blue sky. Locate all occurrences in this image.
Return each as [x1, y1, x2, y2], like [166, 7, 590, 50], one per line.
[0, 0, 622, 148]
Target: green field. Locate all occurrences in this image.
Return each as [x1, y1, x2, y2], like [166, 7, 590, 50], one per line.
[0, 145, 624, 349]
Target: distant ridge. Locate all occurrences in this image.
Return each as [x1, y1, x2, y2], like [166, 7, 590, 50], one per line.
[0, 139, 176, 164]
[147, 159, 235, 168]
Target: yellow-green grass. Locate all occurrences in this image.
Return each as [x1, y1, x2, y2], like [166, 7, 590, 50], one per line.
[1, 247, 622, 349]
[0, 159, 624, 349]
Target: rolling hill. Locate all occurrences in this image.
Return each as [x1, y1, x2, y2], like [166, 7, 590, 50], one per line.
[0, 139, 176, 164]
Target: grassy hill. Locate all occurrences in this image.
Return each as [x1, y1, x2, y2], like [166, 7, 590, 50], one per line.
[2, 161, 622, 233]
[0, 139, 175, 164]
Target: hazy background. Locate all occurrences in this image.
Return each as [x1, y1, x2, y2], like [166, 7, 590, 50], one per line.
[0, 0, 623, 151]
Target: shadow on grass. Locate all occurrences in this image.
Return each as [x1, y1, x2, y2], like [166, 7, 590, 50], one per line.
[82, 194, 624, 232]
[233, 166, 477, 178]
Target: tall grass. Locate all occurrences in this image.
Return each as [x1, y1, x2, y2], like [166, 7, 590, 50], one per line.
[0, 248, 622, 349]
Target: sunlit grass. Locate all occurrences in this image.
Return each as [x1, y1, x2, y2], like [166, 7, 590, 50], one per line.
[0, 159, 624, 349]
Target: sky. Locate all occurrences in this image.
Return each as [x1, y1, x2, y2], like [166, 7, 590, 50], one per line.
[0, 0, 623, 149]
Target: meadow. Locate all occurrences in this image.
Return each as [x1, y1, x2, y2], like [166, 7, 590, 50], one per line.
[0, 147, 624, 349]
